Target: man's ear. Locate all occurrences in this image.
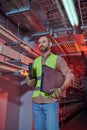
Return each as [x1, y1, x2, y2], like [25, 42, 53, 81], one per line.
[50, 42, 52, 47]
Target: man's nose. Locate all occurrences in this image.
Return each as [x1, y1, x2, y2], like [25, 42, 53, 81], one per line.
[40, 42, 43, 45]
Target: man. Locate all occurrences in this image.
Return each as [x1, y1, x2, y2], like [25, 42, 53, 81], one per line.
[27, 35, 74, 130]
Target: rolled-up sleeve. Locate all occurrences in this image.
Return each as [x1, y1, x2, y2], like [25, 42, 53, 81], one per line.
[56, 56, 74, 81]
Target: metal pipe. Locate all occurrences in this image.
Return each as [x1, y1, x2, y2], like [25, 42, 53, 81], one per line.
[31, 27, 72, 37]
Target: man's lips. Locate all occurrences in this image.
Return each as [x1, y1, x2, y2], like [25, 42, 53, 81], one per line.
[40, 46, 45, 49]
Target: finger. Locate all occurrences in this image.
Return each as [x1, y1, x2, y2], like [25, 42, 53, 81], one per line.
[51, 93, 57, 98]
[51, 91, 60, 98]
[31, 78, 36, 81]
[31, 80, 36, 84]
[49, 89, 54, 93]
[50, 93, 55, 98]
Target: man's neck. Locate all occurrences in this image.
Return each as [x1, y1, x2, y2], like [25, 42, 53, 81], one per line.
[42, 50, 51, 58]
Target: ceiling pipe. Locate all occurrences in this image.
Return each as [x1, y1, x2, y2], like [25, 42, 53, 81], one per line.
[31, 31, 49, 37]
[6, 0, 32, 15]
[59, 52, 81, 56]
[31, 25, 87, 37]
[6, 41, 21, 46]
[12, 0, 45, 32]
[31, 27, 72, 37]
[6, 6, 30, 15]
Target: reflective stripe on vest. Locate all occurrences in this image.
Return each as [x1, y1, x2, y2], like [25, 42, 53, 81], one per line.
[34, 87, 40, 90]
[37, 76, 41, 80]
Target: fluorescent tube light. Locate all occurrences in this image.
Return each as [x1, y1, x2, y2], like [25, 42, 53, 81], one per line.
[62, 0, 79, 26]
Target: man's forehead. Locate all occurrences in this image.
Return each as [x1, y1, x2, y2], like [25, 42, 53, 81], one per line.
[38, 36, 48, 41]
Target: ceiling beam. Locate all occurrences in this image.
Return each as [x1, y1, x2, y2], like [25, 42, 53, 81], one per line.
[6, 6, 30, 15]
[0, 43, 33, 65]
[0, 25, 40, 57]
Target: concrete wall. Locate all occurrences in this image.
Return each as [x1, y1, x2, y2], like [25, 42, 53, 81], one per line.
[0, 76, 33, 130]
[0, 76, 20, 130]
[19, 87, 33, 130]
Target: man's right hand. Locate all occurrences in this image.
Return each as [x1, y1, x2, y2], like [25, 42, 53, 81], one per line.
[26, 77, 36, 86]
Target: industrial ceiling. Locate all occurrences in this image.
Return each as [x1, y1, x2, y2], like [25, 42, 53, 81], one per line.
[0, 0, 87, 76]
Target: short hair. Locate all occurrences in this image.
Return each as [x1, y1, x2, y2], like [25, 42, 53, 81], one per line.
[37, 35, 51, 43]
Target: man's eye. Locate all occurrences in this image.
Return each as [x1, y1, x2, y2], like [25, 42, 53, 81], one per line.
[43, 41, 46, 43]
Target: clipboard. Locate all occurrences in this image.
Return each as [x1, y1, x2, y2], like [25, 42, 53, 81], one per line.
[40, 65, 65, 94]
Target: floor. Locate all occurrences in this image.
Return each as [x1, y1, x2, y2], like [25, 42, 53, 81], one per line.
[60, 110, 87, 130]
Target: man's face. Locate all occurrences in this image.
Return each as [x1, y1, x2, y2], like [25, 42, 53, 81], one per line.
[38, 36, 50, 53]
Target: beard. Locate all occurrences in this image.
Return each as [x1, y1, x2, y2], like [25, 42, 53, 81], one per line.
[39, 46, 49, 53]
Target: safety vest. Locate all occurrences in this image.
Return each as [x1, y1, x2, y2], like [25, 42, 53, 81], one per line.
[32, 53, 57, 97]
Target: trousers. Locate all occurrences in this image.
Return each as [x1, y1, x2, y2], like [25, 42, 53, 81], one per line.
[32, 101, 60, 130]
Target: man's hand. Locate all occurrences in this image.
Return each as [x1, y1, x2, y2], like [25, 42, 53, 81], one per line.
[50, 88, 62, 98]
[26, 76, 36, 86]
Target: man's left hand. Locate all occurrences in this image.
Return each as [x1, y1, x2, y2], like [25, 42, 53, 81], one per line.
[50, 88, 62, 98]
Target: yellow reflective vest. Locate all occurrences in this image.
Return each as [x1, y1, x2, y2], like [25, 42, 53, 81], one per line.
[32, 53, 57, 97]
